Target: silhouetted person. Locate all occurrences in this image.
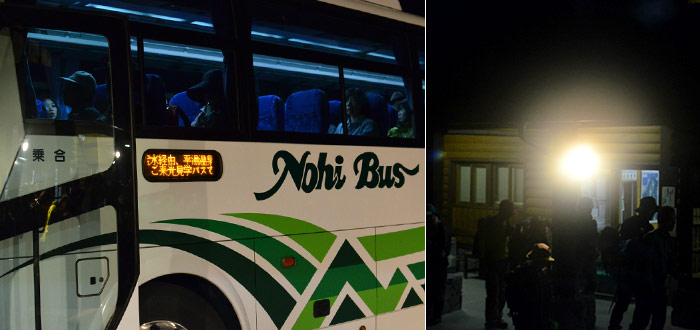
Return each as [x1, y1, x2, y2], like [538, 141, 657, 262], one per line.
[426, 204, 450, 326]
[576, 197, 599, 330]
[60, 71, 104, 121]
[509, 218, 550, 270]
[609, 196, 658, 330]
[387, 99, 414, 138]
[508, 220, 531, 270]
[475, 199, 514, 330]
[332, 88, 379, 136]
[188, 69, 226, 128]
[507, 243, 556, 330]
[629, 206, 676, 330]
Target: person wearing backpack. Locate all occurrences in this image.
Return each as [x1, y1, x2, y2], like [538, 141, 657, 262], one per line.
[506, 243, 556, 330]
[608, 196, 658, 330]
[475, 200, 515, 330]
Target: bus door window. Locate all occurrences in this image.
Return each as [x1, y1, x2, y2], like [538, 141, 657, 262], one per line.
[1, 21, 128, 330]
[3, 28, 115, 201]
[134, 38, 224, 128]
[22, 29, 112, 123]
[252, 54, 341, 134]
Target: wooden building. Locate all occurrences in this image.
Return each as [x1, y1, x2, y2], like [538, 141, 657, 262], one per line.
[434, 125, 675, 247]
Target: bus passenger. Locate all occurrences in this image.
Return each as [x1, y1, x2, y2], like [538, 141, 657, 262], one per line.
[389, 91, 405, 107]
[60, 71, 104, 122]
[43, 98, 58, 120]
[187, 69, 226, 128]
[332, 88, 379, 136]
[387, 99, 413, 138]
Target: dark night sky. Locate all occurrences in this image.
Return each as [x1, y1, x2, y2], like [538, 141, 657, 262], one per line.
[426, 0, 700, 132]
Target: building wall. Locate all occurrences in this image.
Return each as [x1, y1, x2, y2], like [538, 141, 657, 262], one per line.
[439, 126, 665, 247]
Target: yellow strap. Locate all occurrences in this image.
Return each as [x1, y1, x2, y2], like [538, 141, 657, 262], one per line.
[41, 203, 57, 242]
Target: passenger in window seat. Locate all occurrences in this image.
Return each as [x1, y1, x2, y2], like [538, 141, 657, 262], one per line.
[43, 98, 58, 120]
[187, 69, 226, 128]
[60, 71, 105, 122]
[331, 88, 379, 136]
[387, 99, 413, 138]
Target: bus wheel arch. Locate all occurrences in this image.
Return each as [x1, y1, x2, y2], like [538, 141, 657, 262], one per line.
[139, 273, 242, 330]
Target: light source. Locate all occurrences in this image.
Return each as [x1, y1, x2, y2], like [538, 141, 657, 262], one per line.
[559, 144, 599, 181]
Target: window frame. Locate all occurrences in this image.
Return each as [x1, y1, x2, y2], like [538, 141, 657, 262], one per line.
[129, 21, 243, 141]
[455, 162, 493, 207]
[494, 164, 525, 206]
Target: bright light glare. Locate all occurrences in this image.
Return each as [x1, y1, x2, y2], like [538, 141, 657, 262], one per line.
[115, 151, 121, 159]
[22, 141, 28, 152]
[559, 145, 599, 180]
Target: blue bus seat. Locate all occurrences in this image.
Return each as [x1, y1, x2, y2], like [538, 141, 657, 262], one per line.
[367, 93, 389, 135]
[35, 99, 46, 118]
[144, 74, 168, 125]
[258, 95, 284, 131]
[284, 89, 329, 133]
[94, 83, 109, 114]
[328, 100, 343, 129]
[169, 91, 201, 127]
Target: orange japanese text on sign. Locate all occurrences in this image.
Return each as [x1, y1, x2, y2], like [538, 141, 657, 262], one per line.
[144, 151, 220, 180]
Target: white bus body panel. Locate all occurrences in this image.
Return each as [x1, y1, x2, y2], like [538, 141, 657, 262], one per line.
[135, 138, 425, 329]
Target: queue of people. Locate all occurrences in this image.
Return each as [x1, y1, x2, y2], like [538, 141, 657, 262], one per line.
[427, 196, 677, 330]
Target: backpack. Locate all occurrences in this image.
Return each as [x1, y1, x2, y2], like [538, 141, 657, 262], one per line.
[598, 226, 621, 276]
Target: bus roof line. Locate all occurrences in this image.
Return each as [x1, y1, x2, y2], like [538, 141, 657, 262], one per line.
[318, 0, 425, 27]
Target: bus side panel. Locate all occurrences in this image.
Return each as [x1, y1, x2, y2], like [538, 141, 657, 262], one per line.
[374, 224, 425, 328]
[136, 242, 257, 330]
[0, 258, 35, 329]
[135, 139, 424, 329]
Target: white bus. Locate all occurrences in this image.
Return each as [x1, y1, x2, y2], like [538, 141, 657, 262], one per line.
[0, 1, 425, 329]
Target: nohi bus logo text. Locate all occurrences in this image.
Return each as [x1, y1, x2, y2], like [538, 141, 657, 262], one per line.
[254, 151, 419, 201]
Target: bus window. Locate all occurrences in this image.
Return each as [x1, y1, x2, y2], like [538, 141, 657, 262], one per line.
[253, 54, 340, 133]
[341, 69, 413, 138]
[37, 0, 215, 34]
[24, 28, 112, 123]
[137, 39, 224, 128]
[252, 21, 397, 64]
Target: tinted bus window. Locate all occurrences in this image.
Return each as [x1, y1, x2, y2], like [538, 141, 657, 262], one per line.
[339, 69, 412, 138]
[37, 0, 215, 34]
[24, 28, 112, 124]
[252, 21, 397, 64]
[134, 39, 224, 128]
[253, 54, 340, 133]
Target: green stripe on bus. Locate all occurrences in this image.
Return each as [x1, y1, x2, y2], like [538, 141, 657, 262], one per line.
[330, 296, 366, 325]
[0, 233, 117, 279]
[407, 261, 425, 280]
[157, 218, 316, 293]
[358, 227, 425, 261]
[292, 297, 338, 330]
[139, 230, 295, 329]
[378, 283, 408, 314]
[224, 213, 336, 262]
[155, 219, 262, 248]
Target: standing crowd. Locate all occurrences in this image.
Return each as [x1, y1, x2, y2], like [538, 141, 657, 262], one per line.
[427, 196, 677, 330]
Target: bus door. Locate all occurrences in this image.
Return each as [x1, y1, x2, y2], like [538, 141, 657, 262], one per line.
[0, 5, 138, 330]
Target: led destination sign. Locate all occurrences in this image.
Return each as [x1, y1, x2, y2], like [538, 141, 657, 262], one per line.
[143, 149, 222, 182]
